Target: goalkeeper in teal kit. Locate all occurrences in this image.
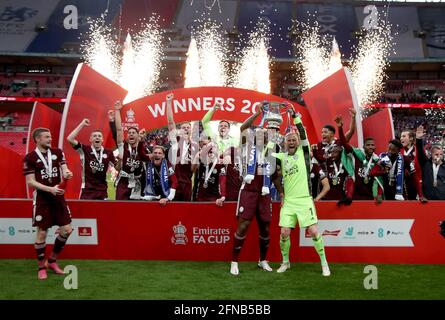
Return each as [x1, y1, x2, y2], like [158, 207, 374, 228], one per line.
[273, 109, 331, 276]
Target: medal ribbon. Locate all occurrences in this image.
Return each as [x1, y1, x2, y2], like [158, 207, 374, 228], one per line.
[35, 148, 52, 181]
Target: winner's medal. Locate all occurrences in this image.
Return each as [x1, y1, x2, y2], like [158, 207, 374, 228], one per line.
[364, 176, 369, 184]
[332, 162, 342, 186]
[92, 167, 97, 174]
[203, 181, 208, 189]
[36, 148, 53, 185]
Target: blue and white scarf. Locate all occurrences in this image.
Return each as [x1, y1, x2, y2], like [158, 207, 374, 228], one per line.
[244, 129, 274, 195]
[144, 159, 170, 198]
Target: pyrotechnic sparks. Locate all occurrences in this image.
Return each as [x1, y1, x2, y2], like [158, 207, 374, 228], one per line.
[81, 16, 120, 83]
[121, 20, 164, 103]
[294, 21, 333, 90]
[425, 108, 445, 123]
[350, 20, 394, 116]
[327, 38, 343, 78]
[294, 13, 394, 117]
[120, 33, 135, 92]
[231, 22, 271, 94]
[82, 17, 164, 103]
[194, 20, 229, 87]
[184, 38, 202, 88]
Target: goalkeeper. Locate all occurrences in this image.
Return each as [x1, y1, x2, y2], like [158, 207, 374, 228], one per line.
[273, 108, 331, 276]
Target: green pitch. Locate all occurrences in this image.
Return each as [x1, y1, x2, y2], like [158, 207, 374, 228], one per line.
[1, 260, 444, 300]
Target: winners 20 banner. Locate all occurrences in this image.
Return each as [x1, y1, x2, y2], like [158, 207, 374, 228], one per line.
[120, 87, 316, 137]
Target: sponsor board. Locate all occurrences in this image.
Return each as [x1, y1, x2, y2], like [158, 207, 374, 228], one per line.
[299, 219, 414, 247]
[0, 218, 98, 245]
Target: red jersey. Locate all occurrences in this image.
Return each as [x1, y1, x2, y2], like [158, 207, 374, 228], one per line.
[74, 143, 116, 192]
[224, 147, 242, 201]
[324, 158, 349, 200]
[121, 141, 144, 176]
[196, 162, 226, 201]
[314, 138, 343, 164]
[403, 144, 422, 200]
[23, 148, 66, 188]
[353, 155, 375, 200]
[173, 138, 199, 187]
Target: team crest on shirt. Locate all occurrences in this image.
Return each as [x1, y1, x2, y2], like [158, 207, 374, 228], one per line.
[51, 154, 57, 160]
[103, 154, 108, 159]
[35, 215, 42, 222]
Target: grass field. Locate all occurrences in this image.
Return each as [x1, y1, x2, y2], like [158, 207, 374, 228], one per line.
[1, 260, 444, 300]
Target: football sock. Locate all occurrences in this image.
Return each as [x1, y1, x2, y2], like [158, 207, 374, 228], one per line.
[231, 232, 246, 262]
[34, 242, 46, 269]
[312, 234, 328, 266]
[50, 234, 69, 261]
[259, 235, 270, 261]
[279, 236, 290, 264]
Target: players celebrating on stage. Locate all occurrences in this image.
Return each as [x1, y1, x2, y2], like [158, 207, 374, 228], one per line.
[229, 105, 281, 276]
[312, 108, 356, 164]
[335, 115, 382, 202]
[166, 93, 199, 201]
[23, 128, 73, 280]
[272, 111, 331, 276]
[67, 118, 117, 200]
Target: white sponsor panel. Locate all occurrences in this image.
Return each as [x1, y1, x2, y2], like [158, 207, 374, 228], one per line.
[0, 218, 98, 245]
[0, 0, 60, 51]
[299, 219, 414, 247]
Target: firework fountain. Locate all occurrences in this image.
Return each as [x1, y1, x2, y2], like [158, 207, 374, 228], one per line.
[185, 20, 230, 87]
[295, 14, 394, 117]
[231, 21, 271, 94]
[184, 38, 201, 88]
[82, 17, 120, 84]
[82, 17, 164, 103]
[82, 9, 393, 113]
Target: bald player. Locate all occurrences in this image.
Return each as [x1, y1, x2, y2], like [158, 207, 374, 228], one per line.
[273, 111, 331, 276]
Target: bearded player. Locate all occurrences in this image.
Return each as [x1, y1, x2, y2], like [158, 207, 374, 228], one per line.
[272, 110, 331, 276]
[23, 128, 73, 280]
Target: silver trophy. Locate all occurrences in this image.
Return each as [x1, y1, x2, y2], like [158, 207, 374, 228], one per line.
[261, 101, 285, 129]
